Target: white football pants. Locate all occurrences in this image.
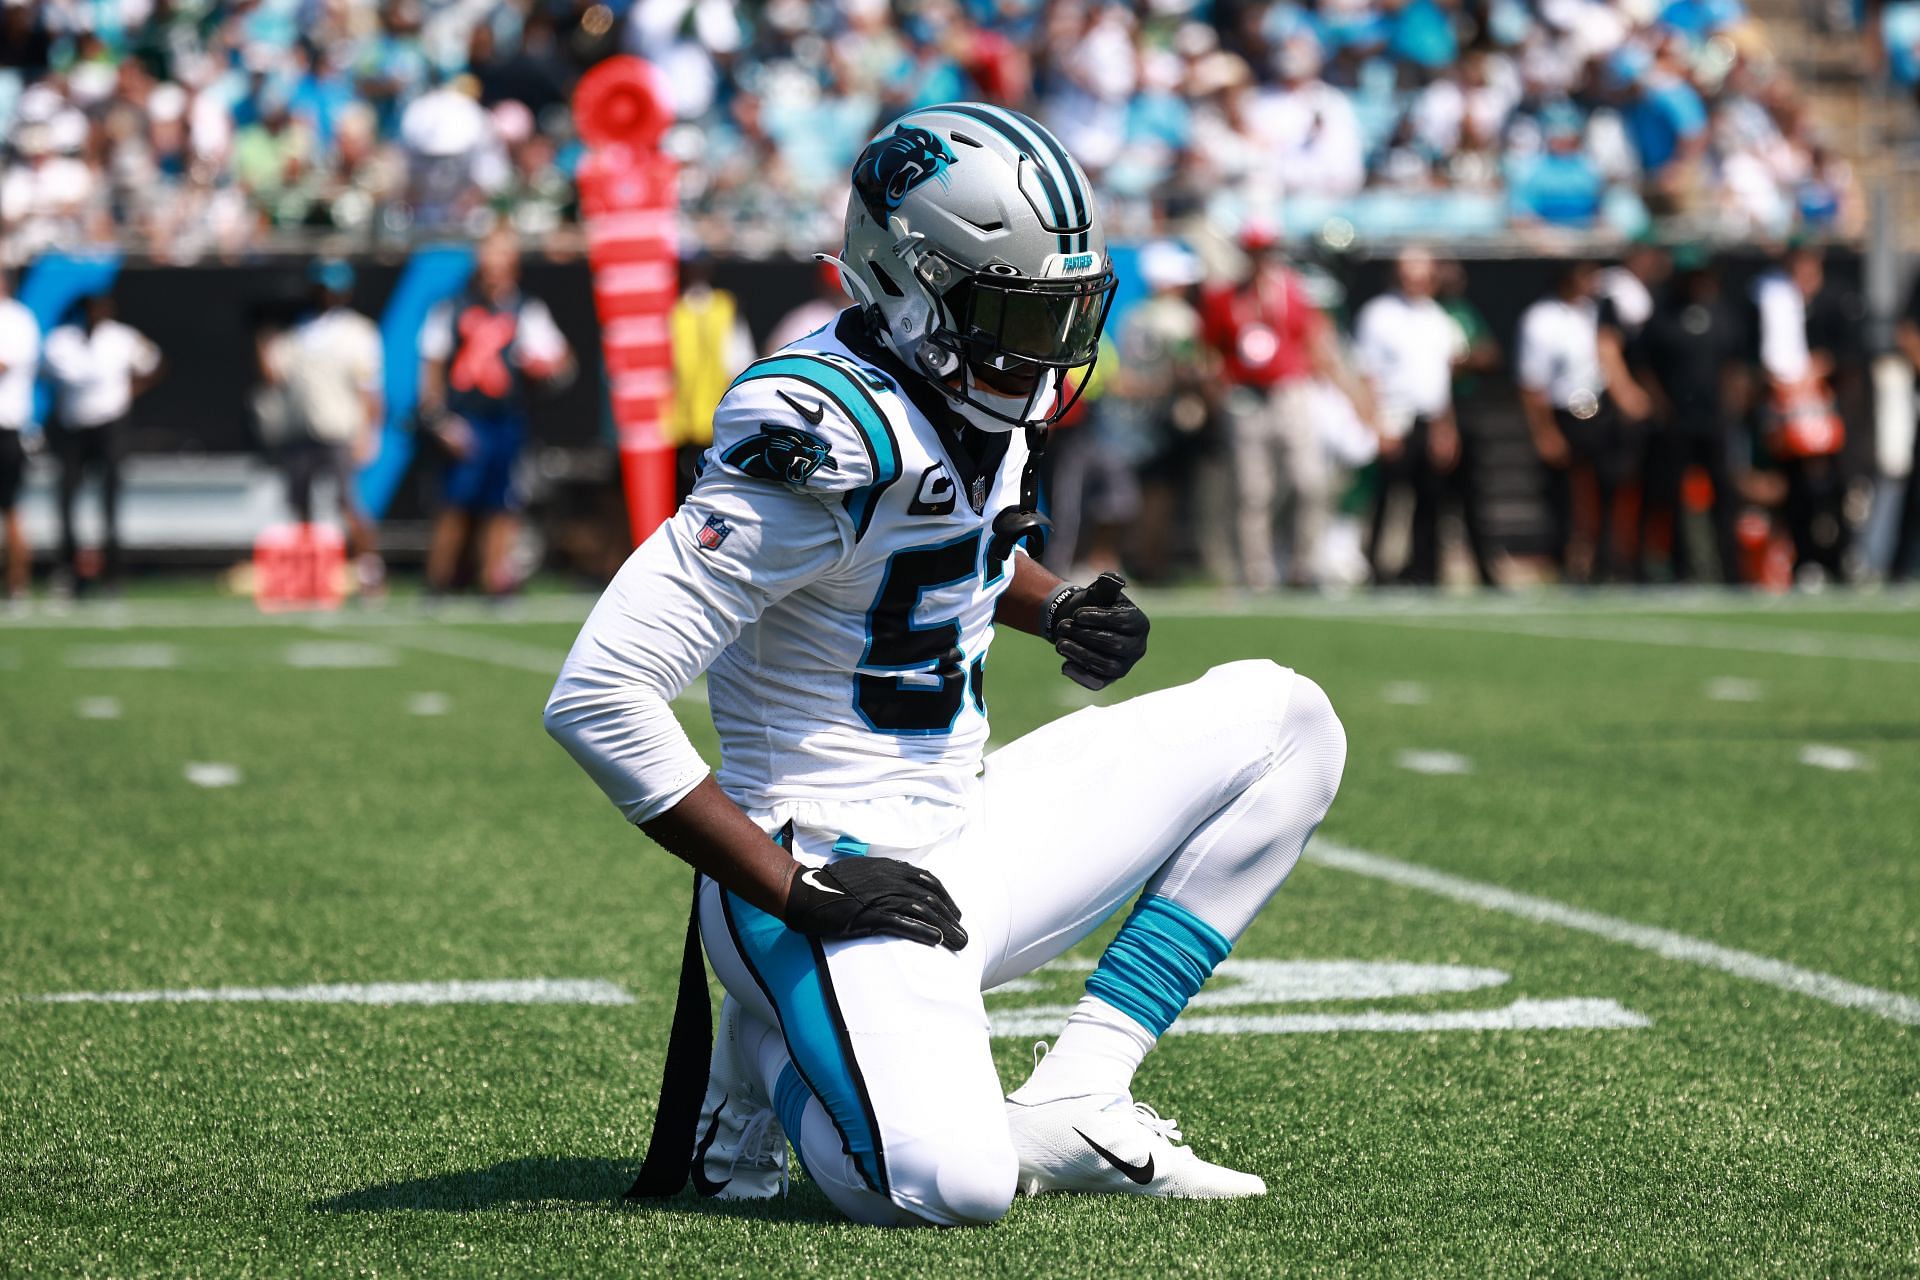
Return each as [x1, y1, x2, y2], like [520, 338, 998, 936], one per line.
[696, 659, 1346, 1226]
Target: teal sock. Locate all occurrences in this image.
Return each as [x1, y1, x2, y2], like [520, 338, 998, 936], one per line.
[1012, 896, 1231, 1104]
[1085, 895, 1232, 1037]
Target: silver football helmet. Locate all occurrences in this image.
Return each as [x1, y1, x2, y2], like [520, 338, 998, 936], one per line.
[834, 103, 1115, 432]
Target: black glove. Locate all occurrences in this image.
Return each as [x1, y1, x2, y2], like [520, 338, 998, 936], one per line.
[784, 857, 968, 951]
[1041, 572, 1150, 691]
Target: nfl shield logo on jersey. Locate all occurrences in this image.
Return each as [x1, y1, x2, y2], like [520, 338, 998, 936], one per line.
[696, 515, 734, 552]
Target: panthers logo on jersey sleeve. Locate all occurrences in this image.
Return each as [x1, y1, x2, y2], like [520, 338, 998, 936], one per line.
[720, 425, 841, 485]
[708, 348, 907, 541]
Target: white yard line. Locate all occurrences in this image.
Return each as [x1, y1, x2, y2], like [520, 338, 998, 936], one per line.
[362, 626, 708, 709]
[29, 978, 636, 1006]
[362, 626, 568, 674]
[1308, 842, 1920, 1026]
[1368, 615, 1920, 665]
[990, 998, 1646, 1037]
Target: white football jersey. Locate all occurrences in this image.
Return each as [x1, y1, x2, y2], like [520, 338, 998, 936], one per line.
[701, 312, 1032, 809]
[546, 309, 1033, 823]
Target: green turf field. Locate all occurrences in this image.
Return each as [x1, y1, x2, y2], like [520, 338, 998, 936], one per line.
[3, 591, 1917, 1276]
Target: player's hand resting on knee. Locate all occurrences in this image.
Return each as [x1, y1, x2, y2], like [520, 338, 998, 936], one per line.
[1042, 572, 1150, 691]
[784, 857, 969, 950]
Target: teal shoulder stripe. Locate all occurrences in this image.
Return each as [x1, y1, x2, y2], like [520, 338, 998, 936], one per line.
[731, 355, 900, 485]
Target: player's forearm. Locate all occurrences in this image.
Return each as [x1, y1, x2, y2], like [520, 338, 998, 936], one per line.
[640, 776, 798, 917]
[995, 552, 1066, 637]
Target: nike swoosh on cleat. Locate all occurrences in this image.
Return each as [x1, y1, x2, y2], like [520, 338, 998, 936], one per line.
[1074, 1128, 1154, 1185]
[689, 1097, 731, 1197]
[776, 390, 825, 425]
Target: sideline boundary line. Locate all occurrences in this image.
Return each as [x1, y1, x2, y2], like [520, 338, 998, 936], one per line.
[1309, 842, 1920, 1026]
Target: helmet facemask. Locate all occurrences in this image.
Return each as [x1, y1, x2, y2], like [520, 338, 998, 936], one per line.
[909, 249, 1115, 432]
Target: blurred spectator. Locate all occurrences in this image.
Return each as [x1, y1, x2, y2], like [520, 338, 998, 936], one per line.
[400, 74, 491, 230]
[1600, 238, 1666, 349]
[1518, 260, 1644, 582]
[1793, 145, 1863, 238]
[1435, 259, 1503, 586]
[418, 229, 573, 597]
[1753, 244, 1849, 581]
[1354, 247, 1467, 586]
[1889, 273, 1920, 583]
[1597, 239, 1662, 576]
[1253, 36, 1365, 199]
[668, 253, 755, 498]
[259, 259, 384, 595]
[43, 291, 163, 596]
[1202, 224, 1374, 590]
[1612, 41, 1709, 210]
[1509, 104, 1605, 227]
[0, 265, 36, 605]
[1635, 247, 1747, 583]
[1042, 336, 1132, 578]
[1109, 240, 1221, 583]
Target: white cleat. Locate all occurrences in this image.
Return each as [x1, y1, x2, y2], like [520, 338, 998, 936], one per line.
[689, 996, 789, 1200]
[1005, 1092, 1268, 1200]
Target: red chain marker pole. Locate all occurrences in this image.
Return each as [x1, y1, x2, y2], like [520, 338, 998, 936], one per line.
[573, 56, 678, 545]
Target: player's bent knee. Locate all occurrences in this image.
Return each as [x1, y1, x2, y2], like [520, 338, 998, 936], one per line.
[889, 1140, 1018, 1227]
[1281, 672, 1348, 810]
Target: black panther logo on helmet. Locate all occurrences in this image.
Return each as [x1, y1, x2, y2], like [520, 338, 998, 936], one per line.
[852, 124, 956, 224]
[720, 424, 841, 486]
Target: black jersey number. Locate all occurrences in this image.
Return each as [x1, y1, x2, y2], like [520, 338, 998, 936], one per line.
[856, 531, 982, 735]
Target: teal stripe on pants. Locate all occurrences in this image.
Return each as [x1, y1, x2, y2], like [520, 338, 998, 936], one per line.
[722, 891, 888, 1195]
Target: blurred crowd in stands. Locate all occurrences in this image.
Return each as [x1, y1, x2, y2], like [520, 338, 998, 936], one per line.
[0, 0, 1876, 265]
[0, 0, 604, 263]
[665, 234, 1914, 592]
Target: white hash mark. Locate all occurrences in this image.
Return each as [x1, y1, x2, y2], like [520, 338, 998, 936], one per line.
[1395, 750, 1472, 776]
[183, 762, 242, 788]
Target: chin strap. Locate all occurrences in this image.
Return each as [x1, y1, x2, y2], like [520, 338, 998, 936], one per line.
[988, 424, 1051, 563]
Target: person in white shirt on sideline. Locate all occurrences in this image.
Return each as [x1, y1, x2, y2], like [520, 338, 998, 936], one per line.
[1516, 261, 1651, 583]
[0, 268, 41, 606]
[42, 291, 163, 595]
[260, 258, 385, 593]
[1353, 247, 1467, 586]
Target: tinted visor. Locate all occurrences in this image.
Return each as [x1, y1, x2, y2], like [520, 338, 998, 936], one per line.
[957, 270, 1115, 369]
